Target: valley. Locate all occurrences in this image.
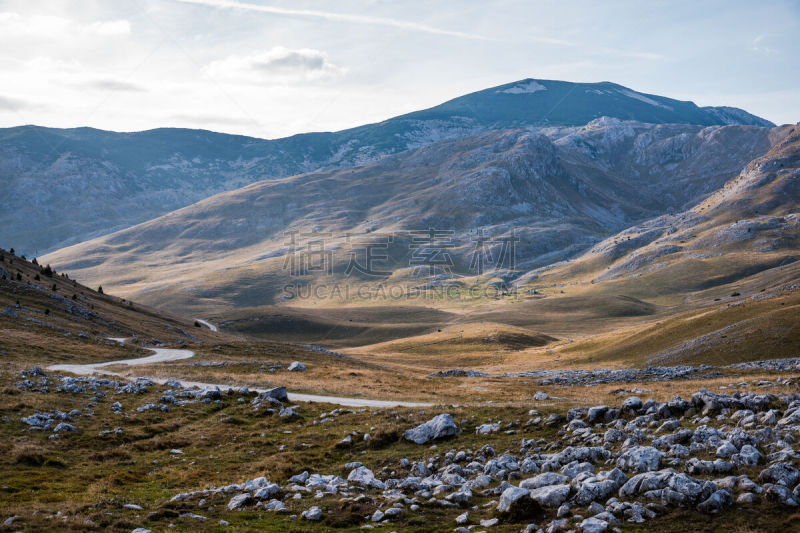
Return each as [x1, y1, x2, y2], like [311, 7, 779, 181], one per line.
[2, 76, 799, 532]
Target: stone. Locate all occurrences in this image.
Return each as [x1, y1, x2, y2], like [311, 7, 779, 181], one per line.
[619, 470, 675, 498]
[53, 422, 78, 433]
[758, 463, 800, 487]
[715, 441, 738, 458]
[476, 423, 500, 435]
[347, 466, 385, 489]
[301, 506, 322, 521]
[737, 492, 758, 504]
[263, 499, 286, 511]
[616, 446, 662, 473]
[696, 489, 732, 514]
[587, 406, 608, 424]
[384, 507, 402, 518]
[257, 387, 288, 403]
[227, 493, 251, 511]
[497, 486, 530, 513]
[287, 361, 307, 372]
[403, 414, 458, 444]
[573, 479, 619, 505]
[732, 444, 761, 466]
[622, 396, 642, 412]
[455, 511, 469, 524]
[529, 484, 571, 508]
[253, 484, 280, 499]
[765, 484, 800, 507]
[580, 517, 609, 533]
[660, 473, 714, 507]
[520, 472, 569, 490]
[546, 518, 569, 533]
[289, 471, 309, 484]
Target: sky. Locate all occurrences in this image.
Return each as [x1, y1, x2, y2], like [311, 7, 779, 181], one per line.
[1, 0, 798, 139]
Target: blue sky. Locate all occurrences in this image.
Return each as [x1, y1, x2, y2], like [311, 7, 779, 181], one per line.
[0, 0, 797, 138]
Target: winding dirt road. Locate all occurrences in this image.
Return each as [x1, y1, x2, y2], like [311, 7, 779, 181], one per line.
[46, 337, 431, 408]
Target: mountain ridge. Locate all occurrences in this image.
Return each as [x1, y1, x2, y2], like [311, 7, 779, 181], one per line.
[41, 119, 780, 314]
[2, 78, 776, 255]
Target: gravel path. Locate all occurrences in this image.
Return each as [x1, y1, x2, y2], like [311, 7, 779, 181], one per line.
[46, 340, 430, 408]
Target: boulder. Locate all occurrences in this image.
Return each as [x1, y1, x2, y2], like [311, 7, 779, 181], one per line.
[617, 446, 662, 473]
[227, 493, 251, 511]
[520, 472, 569, 490]
[496, 486, 530, 513]
[347, 466, 385, 489]
[696, 489, 732, 514]
[765, 484, 800, 507]
[403, 414, 458, 444]
[529, 484, 571, 508]
[301, 506, 322, 521]
[579, 517, 608, 533]
[622, 396, 643, 412]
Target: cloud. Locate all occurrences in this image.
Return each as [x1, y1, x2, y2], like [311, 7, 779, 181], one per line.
[169, 113, 261, 127]
[751, 35, 775, 55]
[174, 0, 493, 41]
[86, 19, 131, 36]
[0, 94, 31, 111]
[0, 11, 130, 39]
[204, 47, 345, 84]
[84, 79, 148, 92]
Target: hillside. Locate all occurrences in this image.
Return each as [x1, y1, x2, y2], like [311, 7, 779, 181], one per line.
[2, 79, 774, 255]
[534, 123, 799, 292]
[0, 248, 224, 365]
[41, 120, 777, 313]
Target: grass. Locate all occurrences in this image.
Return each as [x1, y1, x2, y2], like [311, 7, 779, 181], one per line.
[3, 367, 800, 532]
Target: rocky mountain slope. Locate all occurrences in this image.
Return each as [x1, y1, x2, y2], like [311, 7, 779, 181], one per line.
[537, 123, 799, 289]
[2, 79, 774, 255]
[42, 119, 779, 313]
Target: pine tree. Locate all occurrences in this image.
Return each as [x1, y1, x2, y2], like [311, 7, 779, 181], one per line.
[97, 286, 104, 294]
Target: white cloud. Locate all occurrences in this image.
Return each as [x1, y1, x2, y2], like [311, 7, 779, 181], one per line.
[86, 19, 131, 36]
[204, 47, 345, 84]
[0, 94, 32, 111]
[751, 35, 775, 55]
[0, 11, 130, 39]
[83, 79, 148, 92]
[174, 0, 493, 41]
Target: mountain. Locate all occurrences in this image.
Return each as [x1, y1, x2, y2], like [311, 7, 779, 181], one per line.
[534, 122, 800, 291]
[0, 247, 223, 365]
[41, 119, 779, 314]
[1, 79, 774, 256]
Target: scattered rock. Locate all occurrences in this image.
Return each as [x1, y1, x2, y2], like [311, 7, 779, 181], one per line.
[403, 413, 458, 444]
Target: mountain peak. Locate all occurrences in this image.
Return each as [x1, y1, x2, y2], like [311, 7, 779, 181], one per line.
[406, 78, 775, 128]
